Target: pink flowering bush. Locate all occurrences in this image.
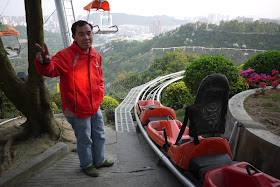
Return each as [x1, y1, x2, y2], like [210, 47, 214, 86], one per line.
[240, 68, 279, 95]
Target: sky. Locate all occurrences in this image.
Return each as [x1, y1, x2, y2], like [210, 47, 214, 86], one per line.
[0, 0, 280, 20]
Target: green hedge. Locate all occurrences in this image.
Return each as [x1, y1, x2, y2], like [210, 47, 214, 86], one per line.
[243, 51, 280, 75]
[183, 55, 247, 96]
[100, 96, 119, 111]
[161, 81, 195, 110]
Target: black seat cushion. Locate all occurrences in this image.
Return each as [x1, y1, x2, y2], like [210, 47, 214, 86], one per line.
[142, 105, 160, 111]
[146, 117, 169, 125]
[176, 138, 191, 145]
[189, 153, 234, 182]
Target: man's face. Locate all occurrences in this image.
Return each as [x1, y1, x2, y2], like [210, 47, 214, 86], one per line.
[72, 24, 93, 52]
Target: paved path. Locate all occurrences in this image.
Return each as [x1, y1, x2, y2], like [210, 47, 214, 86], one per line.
[20, 127, 184, 187]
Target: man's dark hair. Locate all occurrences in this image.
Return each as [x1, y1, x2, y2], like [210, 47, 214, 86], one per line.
[71, 20, 93, 35]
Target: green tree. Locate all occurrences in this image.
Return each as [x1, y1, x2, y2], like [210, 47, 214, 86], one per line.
[0, 0, 60, 142]
[161, 81, 194, 110]
[146, 49, 199, 79]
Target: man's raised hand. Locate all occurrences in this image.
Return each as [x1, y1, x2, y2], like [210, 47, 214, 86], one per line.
[35, 43, 51, 64]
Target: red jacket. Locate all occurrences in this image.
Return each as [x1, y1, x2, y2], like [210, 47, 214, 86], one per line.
[35, 42, 104, 118]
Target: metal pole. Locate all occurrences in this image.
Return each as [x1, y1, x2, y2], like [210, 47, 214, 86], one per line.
[54, 0, 71, 48]
[70, 0, 76, 22]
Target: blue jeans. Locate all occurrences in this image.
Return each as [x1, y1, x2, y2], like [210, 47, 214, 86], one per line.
[66, 108, 105, 169]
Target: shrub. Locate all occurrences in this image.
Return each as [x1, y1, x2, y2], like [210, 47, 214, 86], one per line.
[240, 68, 279, 90]
[52, 102, 59, 114]
[238, 64, 244, 71]
[52, 93, 62, 109]
[105, 109, 115, 122]
[0, 90, 21, 118]
[50, 93, 62, 113]
[183, 55, 245, 96]
[100, 96, 119, 111]
[230, 76, 249, 95]
[161, 81, 195, 110]
[243, 51, 280, 75]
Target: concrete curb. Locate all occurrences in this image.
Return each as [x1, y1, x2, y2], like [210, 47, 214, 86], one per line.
[0, 142, 69, 187]
[225, 86, 280, 179]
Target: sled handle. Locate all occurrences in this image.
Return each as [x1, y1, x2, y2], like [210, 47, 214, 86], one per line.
[163, 127, 169, 150]
[167, 115, 174, 121]
[246, 164, 259, 176]
[137, 103, 142, 114]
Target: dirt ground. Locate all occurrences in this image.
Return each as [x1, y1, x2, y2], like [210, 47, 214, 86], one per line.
[0, 115, 114, 175]
[244, 88, 280, 136]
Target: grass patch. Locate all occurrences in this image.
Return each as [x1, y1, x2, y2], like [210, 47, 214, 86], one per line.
[269, 94, 280, 103]
[263, 102, 273, 109]
[263, 91, 280, 112]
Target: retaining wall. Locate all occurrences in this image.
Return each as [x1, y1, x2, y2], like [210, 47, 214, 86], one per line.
[225, 88, 280, 179]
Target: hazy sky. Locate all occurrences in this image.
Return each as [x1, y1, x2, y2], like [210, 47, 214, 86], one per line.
[1, 0, 279, 20]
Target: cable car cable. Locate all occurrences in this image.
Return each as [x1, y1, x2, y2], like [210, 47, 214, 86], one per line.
[0, 0, 12, 18]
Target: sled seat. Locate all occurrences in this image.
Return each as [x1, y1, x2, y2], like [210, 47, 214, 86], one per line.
[189, 153, 234, 183]
[138, 104, 176, 126]
[136, 100, 162, 115]
[147, 119, 190, 147]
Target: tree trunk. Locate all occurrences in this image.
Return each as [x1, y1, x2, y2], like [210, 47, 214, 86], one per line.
[0, 0, 60, 139]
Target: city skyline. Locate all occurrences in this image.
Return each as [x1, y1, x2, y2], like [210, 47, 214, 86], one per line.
[0, 0, 279, 21]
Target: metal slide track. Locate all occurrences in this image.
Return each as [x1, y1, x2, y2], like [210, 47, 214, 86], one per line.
[114, 85, 145, 132]
[115, 71, 184, 132]
[133, 72, 196, 187]
[114, 71, 195, 185]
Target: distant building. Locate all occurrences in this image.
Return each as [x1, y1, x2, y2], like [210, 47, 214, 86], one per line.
[259, 18, 280, 24]
[208, 14, 217, 24]
[151, 19, 163, 36]
[0, 16, 9, 24]
[235, 16, 253, 22]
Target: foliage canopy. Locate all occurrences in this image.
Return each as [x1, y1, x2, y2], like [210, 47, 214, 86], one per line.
[183, 55, 247, 96]
[243, 50, 280, 75]
[161, 81, 194, 110]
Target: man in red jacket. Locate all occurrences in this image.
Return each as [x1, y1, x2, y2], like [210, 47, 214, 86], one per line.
[35, 20, 113, 177]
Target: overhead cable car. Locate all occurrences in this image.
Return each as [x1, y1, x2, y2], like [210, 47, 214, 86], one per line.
[0, 23, 21, 59]
[84, 0, 118, 34]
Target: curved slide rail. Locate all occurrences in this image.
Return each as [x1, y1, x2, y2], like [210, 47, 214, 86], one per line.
[133, 71, 196, 186]
[115, 71, 184, 132]
[140, 71, 184, 101]
[115, 71, 195, 185]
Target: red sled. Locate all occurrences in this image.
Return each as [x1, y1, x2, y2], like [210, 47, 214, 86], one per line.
[204, 162, 280, 187]
[136, 100, 162, 115]
[136, 100, 176, 126]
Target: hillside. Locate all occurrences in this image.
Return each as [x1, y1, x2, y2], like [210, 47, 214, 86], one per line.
[89, 13, 188, 26]
[2, 20, 280, 93]
[97, 21, 280, 89]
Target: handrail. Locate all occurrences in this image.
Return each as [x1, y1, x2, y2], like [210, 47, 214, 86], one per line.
[152, 46, 266, 53]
